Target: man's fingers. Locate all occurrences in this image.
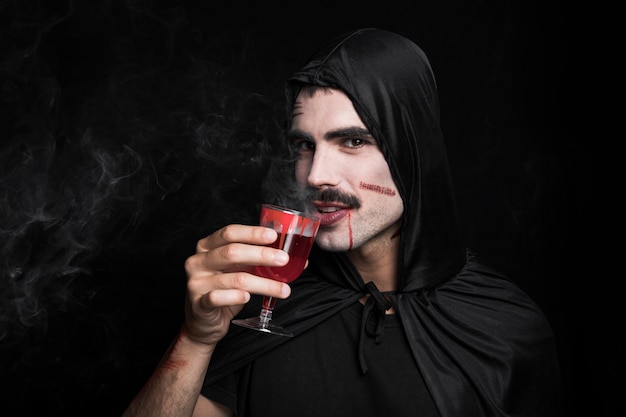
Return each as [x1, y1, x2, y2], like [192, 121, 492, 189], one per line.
[199, 288, 251, 310]
[197, 224, 277, 252]
[186, 243, 288, 274]
[192, 272, 291, 308]
[216, 271, 291, 298]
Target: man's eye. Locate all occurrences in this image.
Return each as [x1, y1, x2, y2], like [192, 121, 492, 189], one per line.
[292, 140, 314, 152]
[344, 137, 365, 148]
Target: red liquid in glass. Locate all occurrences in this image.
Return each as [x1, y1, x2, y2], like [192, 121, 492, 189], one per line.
[254, 232, 315, 283]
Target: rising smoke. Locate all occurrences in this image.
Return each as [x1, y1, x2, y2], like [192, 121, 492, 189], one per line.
[0, 1, 292, 414]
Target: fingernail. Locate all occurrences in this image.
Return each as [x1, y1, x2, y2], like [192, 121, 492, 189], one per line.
[275, 250, 289, 264]
[264, 229, 276, 241]
[281, 284, 291, 297]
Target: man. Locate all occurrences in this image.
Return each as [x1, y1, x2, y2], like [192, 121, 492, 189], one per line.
[123, 28, 561, 417]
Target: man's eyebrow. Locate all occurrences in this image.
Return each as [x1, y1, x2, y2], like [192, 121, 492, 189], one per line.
[287, 129, 312, 142]
[287, 127, 374, 142]
[325, 127, 372, 140]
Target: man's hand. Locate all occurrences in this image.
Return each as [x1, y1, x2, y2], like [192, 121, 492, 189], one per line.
[183, 224, 291, 346]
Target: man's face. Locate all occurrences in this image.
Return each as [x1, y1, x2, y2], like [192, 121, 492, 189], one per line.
[289, 88, 403, 253]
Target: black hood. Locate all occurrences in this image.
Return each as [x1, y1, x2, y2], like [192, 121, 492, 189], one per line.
[285, 27, 465, 291]
[203, 29, 561, 417]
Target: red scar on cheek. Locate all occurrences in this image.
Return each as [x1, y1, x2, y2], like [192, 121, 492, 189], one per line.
[359, 181, 396, 196]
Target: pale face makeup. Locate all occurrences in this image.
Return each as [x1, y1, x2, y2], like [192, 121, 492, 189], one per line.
[289, 88, 403, 255]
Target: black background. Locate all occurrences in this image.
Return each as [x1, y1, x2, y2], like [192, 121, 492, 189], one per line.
[0, 1, 604, 416]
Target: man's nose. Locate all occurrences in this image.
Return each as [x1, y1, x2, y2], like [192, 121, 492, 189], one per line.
[306, 147, 340, 188]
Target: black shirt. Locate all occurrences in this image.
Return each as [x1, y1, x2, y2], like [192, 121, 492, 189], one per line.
[203, 301, 441, 417]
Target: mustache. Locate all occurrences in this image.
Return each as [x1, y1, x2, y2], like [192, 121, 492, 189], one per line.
[304, 188, 362, 209]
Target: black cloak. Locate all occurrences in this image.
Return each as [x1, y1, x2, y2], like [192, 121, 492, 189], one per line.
[202, 28, 562, 416]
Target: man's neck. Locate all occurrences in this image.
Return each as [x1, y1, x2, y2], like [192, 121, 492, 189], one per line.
[348, 234, 399, 314]
[346, 232, 400, 293]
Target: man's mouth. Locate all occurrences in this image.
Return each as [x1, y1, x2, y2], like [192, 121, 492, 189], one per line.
[306, 188, 361, 227]
[318, 206, 341, 213]
[312, 202, 350, 226]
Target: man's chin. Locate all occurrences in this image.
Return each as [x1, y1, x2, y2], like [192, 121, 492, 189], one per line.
[315, 234, 353, 253]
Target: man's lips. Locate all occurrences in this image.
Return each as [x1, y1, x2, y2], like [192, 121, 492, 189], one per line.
[312, 202, 351, 226]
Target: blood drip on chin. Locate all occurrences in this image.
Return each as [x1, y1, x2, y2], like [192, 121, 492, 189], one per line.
[348, 211, 353, 250]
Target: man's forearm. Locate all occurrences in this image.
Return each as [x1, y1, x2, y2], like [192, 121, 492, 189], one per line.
[122, 329, 214, 417]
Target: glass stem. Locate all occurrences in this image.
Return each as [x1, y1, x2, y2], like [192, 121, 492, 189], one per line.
[259, 296, 278, 328]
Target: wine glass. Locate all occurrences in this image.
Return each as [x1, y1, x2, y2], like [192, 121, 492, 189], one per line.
[231, 204, 321, 337]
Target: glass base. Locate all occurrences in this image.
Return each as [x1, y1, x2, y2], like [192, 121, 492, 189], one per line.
[231, 316, 294, 337]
